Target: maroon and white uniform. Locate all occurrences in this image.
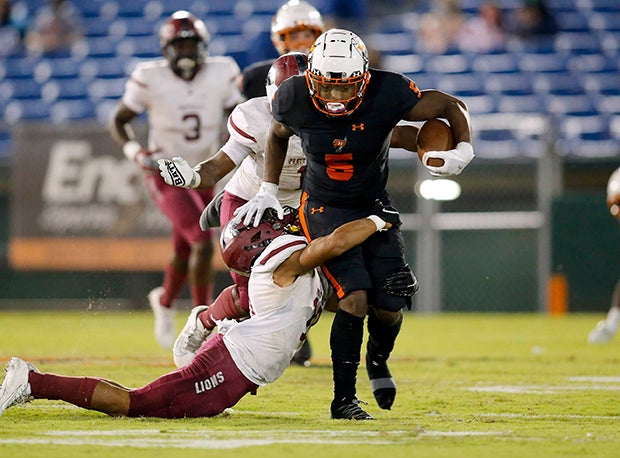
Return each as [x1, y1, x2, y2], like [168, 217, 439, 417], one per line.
[126, 234, 329, 417]
[122, 55, 241, 244]
[221, 96, 306, 209]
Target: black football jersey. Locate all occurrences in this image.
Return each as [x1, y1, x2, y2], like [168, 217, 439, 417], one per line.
[272, 69, 421, 208]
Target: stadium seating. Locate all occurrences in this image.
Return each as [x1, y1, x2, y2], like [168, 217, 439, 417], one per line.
[0, 0, 618, 161]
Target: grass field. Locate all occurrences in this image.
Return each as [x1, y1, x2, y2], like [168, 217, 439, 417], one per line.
[1, 310, 619, 457]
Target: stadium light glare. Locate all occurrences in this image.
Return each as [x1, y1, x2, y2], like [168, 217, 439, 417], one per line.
[415, 179, 461, 201]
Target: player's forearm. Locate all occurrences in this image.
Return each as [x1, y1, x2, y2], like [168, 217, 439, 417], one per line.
[391, 125, 419, 151]
[194, 152, 236, 189]
[263, 134, 288, 184]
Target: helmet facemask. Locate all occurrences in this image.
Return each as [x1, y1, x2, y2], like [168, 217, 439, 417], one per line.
[163, 38, 206, 80]
[306, 29, 371, 117]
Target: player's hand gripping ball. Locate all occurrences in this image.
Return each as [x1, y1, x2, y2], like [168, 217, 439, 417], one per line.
[416, 119, 456, 168]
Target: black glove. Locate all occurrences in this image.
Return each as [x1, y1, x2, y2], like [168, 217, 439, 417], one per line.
[383, 264, 418, 298]
[199, 189, 225, 231]
[372, 199, 401, 228]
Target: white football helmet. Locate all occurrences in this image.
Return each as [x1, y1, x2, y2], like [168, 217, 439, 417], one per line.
[607, 167, 620, 220]
[271, 0, 324, 55]
[266, 52, 309, 106]
[306, 29, 370, 117]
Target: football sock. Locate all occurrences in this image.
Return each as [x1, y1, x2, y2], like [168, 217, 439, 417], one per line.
[366, 312, 403, 410]
[199, 285, 248, 331]
[330, 310, 364, 402]
[29, 372, 99, 409]
[161, 261, 188, 308]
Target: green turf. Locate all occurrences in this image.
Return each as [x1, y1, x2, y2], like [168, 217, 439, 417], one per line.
[1, 311, 619, 457]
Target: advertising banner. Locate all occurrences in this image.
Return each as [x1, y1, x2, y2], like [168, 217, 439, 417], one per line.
[9, 122, 174, 270]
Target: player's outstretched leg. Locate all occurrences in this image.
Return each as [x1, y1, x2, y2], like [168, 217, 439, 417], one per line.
[0, 357, 38, 415]
[366, 310, 402, 410]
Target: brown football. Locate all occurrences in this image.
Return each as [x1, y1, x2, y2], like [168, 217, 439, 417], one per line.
[416, 119, 456, 167]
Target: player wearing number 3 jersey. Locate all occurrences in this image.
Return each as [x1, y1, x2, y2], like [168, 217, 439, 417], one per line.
[109, 11, 241, 349]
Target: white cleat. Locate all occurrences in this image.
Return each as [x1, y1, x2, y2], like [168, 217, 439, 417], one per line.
[148, 287, 176, 349]
[588, 320, 616, 344]
[0, 357, 38, 415]
[173, 305, 211, 368]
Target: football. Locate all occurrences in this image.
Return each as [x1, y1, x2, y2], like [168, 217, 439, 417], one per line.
[416, 119, 456, 167]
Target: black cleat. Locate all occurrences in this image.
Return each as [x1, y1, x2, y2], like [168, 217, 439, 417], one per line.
[330, 397, 375, 420]
[366, 353, 396, 410]
[291, 338, 312, 367]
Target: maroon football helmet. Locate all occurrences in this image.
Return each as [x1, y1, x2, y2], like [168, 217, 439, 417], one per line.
[220, 207, 298, 276]
[159, 10, 210, 80]
[266, 52, 309, 103]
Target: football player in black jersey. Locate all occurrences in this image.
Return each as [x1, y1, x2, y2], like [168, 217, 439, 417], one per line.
[235, 29, 475, 420]
[241, 0, 324, 100]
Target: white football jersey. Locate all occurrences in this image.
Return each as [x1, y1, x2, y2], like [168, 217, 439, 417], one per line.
[221, 234, 329, 385]
[122, 56, 241, 165]
[221, 97, 306, 207]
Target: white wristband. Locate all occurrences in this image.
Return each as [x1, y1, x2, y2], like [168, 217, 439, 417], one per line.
[366, 215, 388, 232]
[189, 168, 201, 189]
[260, 181, 279, 194]
[122, 141, 142, 161]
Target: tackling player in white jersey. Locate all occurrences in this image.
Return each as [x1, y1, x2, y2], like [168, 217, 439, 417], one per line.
[0, 207, 412, 419]
[158, 53, 420, 368]
[109, 10, 241, 349]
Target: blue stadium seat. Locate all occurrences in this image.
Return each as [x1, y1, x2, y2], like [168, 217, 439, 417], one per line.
[422, 53, 472, 74]
[471, 53, 519, 74]
[582, 72, 620, 95]
[76, 37, 119, 59]
[435, 73, 485, 97]
[116, 36, 160, 58]
[0, 56, 39, 80]
[88, 78, 126, 101]
[517, 52, 569, 73]
[108, 17, 158, 39]
[496, 93, 545, 113]
[80, 57, 133, 81]
[33, 58, 82, 83]
[568, 54, 619, 73]
[82, 17, 115, 37]
[557, 114, 620, 158]
[589, 11, 620, 32]
[3, 100, 51, 124]
[459, 94, 496, 114]
[41, 78, 89, 103]
[382, 54, 424, 74]
[555, 11, 590, 32]
[484, 73, 535, 95]
[0, 79, 43, 103]
[554, 32, 602, 55]
[545, 93, 597, 116]
[50, 100, 96, 123]
[533, 72, 585, 96]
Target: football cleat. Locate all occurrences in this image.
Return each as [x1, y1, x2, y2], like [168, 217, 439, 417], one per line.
[148, 287, 176, 349]
[173, 305, 211, 368]
[330, 397, 375, 420]
[588, 320, 616, 344]
[366, 353, 397, 410]
[0, 357, 38, 416]
[291, 338, 312, 367]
